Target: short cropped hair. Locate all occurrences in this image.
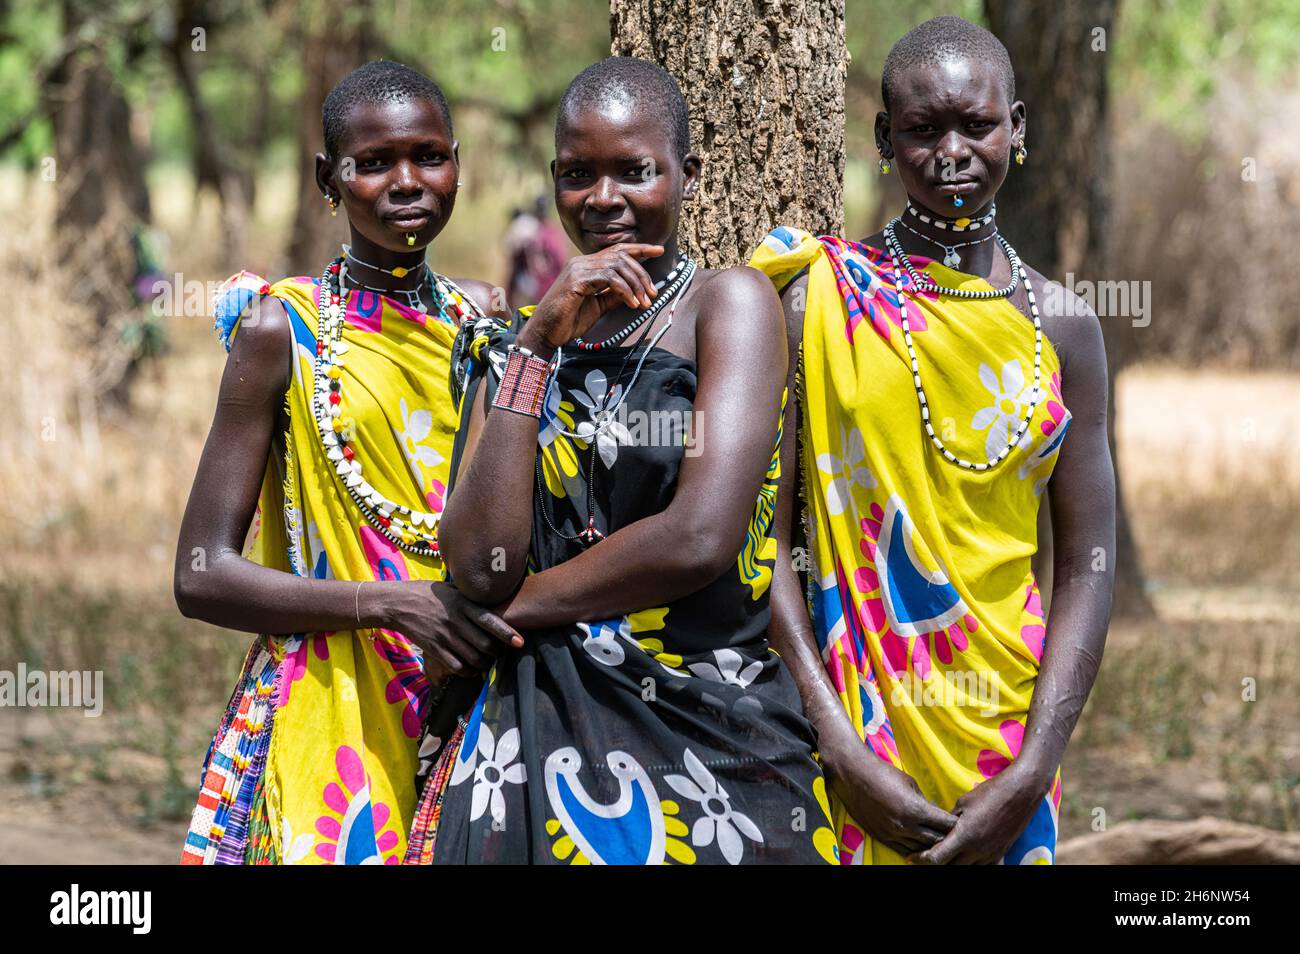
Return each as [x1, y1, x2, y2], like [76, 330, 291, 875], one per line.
[881, 16, 1015, 111]
[322, 60, 453, 158]
[557, 56, 692, 159]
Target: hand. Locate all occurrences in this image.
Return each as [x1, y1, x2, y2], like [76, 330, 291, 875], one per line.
[519, 243, 665, 352]
[384, 580, 523, 682]
[821, 737, 957, 858]
[909, 763, 1048, 865]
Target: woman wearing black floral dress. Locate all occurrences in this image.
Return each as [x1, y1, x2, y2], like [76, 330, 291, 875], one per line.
[405, 58, 837, 866]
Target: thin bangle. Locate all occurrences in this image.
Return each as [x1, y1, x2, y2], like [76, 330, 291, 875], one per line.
[355, 580, 365, 625]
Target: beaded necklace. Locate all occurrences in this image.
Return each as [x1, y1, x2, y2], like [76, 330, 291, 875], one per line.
[895, 216, 997, 269]
[573, 255, 694, 350]
[313, 255, 483, 556]
[882, 217, 1045, 472]
[906, 201, 996, 233]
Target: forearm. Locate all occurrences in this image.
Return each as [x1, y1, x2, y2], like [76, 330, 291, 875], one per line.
[496, 510, 737, 630]
[174, 549, 402, 635]
[1016, 556, 1113, 788]
[769, 552, 863, 754]
[439, 406, 540, 603]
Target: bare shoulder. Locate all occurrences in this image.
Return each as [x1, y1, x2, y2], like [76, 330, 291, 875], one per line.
[1021, 262, 1105, 373]
[693, 264, 783, 337]
[449, 276, 510, 319]
[229, 293, 292, 367]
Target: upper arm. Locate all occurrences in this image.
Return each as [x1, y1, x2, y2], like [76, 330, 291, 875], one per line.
[670, 266, 787, 565]
[452, 277, 511, 320]
[178, 297, 293, 563]
[453, 382, 490, 491]
[1042, 287, 1116, 573]
[772, 272, 809, 551]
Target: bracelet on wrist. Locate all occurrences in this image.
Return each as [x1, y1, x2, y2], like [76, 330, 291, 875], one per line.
[492, 345, 553, 418]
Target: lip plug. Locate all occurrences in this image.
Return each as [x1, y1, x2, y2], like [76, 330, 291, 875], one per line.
[953, 195, 965, 208]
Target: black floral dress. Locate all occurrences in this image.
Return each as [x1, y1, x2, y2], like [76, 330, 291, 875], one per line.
[405, 316, 838, 865]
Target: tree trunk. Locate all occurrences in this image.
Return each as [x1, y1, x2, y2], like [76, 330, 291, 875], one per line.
[985, 0, 1153, 618]
[50, 1, 155, 404]
[610, 0, 846, 267]
[284, 0, 376, 278]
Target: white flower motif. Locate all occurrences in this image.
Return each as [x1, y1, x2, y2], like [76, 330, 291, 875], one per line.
[971, 359, 1039, 462]
[469, 725, 526, 826]
[416, 732, 443, 778]
[280, 817, 314, 864]
[572, 369, 632, 469]
[665, 748, 763, 865]
[687, 648, 764, 688]
[815, 424, 875, 516]
[394, 397, 445, 484]
[580, 618, 628, 667]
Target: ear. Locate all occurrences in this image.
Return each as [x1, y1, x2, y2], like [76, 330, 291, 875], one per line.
[682, 152, 702, 199]
[549, 158, 557, 181]
[874, 111, 893, 158]
[453, 139, 461, 166]
[315, 153, 336, 200]
[1009, 101, 1027, 146]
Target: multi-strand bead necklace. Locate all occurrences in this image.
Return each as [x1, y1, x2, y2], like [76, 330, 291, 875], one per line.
[313, 255, 482, 557]
[882, 211, 1044, 472]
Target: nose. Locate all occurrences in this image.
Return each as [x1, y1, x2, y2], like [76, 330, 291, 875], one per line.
[585, 175, 623, 213]
[935, 129, 972, 173]
[391, 159, 422, 195]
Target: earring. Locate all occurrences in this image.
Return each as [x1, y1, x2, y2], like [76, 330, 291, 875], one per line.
[879, 155, 891, 175]
[1015, 141, 1028, 165]
[326, 193, 338, 216]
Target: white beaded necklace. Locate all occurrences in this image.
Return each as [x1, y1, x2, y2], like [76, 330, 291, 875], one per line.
[882, 217, 1045, 472]
[312, 255, 483, 556]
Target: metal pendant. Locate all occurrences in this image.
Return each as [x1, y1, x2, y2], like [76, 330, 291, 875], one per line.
[943, 247, 961, 268]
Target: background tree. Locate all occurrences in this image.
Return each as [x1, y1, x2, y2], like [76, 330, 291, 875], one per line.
[609, 0, 847, 267]
[984, 0, 1153, 617]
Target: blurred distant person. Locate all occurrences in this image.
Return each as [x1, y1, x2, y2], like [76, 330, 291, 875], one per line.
[504, 195, 568, 308]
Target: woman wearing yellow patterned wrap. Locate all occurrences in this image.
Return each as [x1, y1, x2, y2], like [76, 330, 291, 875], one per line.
[173, 61, 520, 864]
[750, 16, 1115, 864]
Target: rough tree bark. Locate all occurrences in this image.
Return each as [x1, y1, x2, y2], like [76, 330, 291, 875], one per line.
[610, 0, 847, 267]
[285, 0, 376, 277]
[985, 0, 1153, 618]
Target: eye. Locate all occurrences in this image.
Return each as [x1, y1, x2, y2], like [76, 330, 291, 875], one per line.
[420, 152, 447, 164]
[908, 124, 935, 134]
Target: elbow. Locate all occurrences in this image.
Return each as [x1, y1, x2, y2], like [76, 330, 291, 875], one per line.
[671, 524, 742, 584]
[448, 567, 518, 606]
[441, 545, 520, 605]
[173, 554, 214, 620]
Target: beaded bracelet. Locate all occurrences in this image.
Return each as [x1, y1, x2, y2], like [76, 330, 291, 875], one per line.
[492, 345, 552, 417]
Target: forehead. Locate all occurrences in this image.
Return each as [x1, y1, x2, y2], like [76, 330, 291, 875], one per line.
[891, 57, 1008, 116]
[556, 97, 671, 161]
[338, 97, 450, 151]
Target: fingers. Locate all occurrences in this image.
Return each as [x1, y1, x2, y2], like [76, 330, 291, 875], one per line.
[591, 270, 641, 310]
[913, 799, 959, 835]
[438, 630, 494, 674]
[469, 606, 524, 648]
[608, 255, 655, 309]
[613, 243, 665, 262]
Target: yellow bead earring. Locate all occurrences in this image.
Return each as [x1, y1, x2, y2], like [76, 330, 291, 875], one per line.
[879, 155, 891, 175]
[326, 193, 339, 216]
[1015, 141, 1028, 165]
